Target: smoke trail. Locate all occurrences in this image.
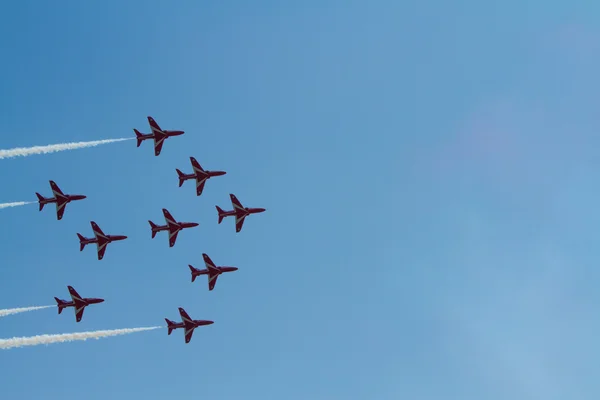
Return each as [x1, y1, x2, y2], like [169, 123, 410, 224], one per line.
[0, 138, 134, 160]
[0, 326, 162, 350]
[0, 305, 54, 318]
[0, 201, 36, 209]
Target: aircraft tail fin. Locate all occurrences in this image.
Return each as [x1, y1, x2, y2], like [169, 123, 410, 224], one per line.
[149, 221, 158, 238]
[189, 265, 199, 282]
[76, 233, 88, 251]
[165, 318, 175, 335]
[35, 193, 46, 210]
[134, 129, 143, 147]
[54, 297, 66, 314]
[216, 206, 225, 224]
[176, 169, 186, 187]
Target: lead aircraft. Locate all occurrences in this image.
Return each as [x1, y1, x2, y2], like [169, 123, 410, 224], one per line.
[149, 208, 199, 247]
[77, 221, 128, 260]
[54, 286, 104, 323]
[36, 180, 86, 220]
[134, 116, 184, 156]
[165, 307, 214, 343]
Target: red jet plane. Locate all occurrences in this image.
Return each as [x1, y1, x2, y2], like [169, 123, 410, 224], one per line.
[77, 221, 128, 260]
[189, 253, 238, 291]
[149, 208, 199, 247]
[134, 116, 184, 156]
[36, 180, 86, 220]
[216, 194, 266, 233]
[54, 286, 104, 323]
[176, 157, 226, 196]
[165, 307, 214, 343]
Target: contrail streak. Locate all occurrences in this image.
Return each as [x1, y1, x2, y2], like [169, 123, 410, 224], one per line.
[0, 326, 162, 350]
[0, 201, 36, 209]
[0, 138, 134, 160]
[0, 305, 54, 318]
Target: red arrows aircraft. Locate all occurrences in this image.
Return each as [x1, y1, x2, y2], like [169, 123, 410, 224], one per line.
[189, 253, 238, 291]
[77, 221, 128, 260]
[54, 286, 104, 323]
[165, 307, 213, 343]
[134, 116, 184, 156]
[176, 157, 226, 196]
[149, 208, 199, 247]
[36, 180, 86, 220]
[216, 194, 266, 232]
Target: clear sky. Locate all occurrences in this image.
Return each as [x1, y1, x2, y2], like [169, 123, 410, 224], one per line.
[1, 1, 599, 399]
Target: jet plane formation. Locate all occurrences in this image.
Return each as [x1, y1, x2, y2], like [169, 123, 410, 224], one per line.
[29, 115, 267, 344]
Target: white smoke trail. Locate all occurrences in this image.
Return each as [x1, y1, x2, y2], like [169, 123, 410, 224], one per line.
[0, 138, 134, 160]
[0, 326, 162, 350]
[0, 305, 54, 318]
[0, 201, 36, 209]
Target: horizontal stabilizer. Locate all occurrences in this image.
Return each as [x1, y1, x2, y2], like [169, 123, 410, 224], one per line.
[35, 193, 46, 211]
[216, 206, 225, 224]
[176, 169, 185, 187]
[76, 233, 87, 251]
[134, 129, 144, 147]
[148, 221, 157, 238]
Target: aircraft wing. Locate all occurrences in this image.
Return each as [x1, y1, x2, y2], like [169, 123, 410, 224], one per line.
[230, 194, 244, 211]
[184, 326, 195, 343]
[190, 157, 204, 174]
[235, 214, 246, 233]
[68, 286, 83, 302]
[91, 221, 106, 239]
[168, 230, 179, 247]
[162, 209, 176, 226]
[74, 304, 85, 322]
[56, 201, 67, 220]
[49, 180, 65, 197]
[154, 136, 165, 156]
[96, 241, 107, 260]
[208, 273, 219, 291]
[178, 307, 193, 323]
[195, 178, 207, 196]
[147, 116, 162, 133]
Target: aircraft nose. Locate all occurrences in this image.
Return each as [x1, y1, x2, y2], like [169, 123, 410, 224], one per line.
[81, 195, 87, 199]
[208, 321, 214, 325]
[232, 267, 239, 271]
[190, 223, 199, 227]
[98, 299, 105, 303]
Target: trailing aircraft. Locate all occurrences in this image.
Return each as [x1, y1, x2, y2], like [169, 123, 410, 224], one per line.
[149, 208, 199, 247]
[176, 157, 226, 196]
[189, 253, 238, 291]
[165, 307, 213, 343]
[36, 180, 86, 220]
[134, 116, 184, 156]
[77, 221, 128, 260]
[54, 286, 104, 323]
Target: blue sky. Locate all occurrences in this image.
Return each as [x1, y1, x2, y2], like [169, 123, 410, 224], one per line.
[1, 1, 600, 399]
